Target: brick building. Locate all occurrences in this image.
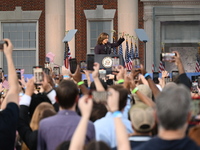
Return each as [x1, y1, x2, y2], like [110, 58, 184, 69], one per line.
[0, 0, 200, 73]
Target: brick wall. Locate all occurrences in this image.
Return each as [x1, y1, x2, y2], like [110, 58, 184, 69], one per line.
[0, 0, 144, 66]
[0, 0, 46, 66]
[75, 0, 118, 63]
[138, 0, 144, 65]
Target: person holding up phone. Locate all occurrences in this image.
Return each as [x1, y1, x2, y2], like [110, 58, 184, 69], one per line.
[0, 39, 20, 150]
[94, 32, 125, 54]
[170, 51, 191, 89]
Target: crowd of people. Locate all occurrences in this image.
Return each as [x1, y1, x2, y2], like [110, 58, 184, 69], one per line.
[0, 38, 200, 150]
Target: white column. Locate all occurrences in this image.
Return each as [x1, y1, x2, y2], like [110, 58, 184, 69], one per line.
[143, 5, 154, 72]
[65, 0, 75, 58]
[118, 0, 138, 37]
[118, 0, 138, 56]
[45, 0, 65, 66]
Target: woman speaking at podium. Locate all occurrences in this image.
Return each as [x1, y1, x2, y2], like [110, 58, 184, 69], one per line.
[94, 32, 125, 54]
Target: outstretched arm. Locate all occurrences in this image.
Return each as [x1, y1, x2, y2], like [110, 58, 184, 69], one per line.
[140, 64, 160, 98]
[2, 39, 19, 106]
[92, 62, 105, 91]
[69, 95, 93, 150]
[107, 88, 131, 150]
[171, 51, 191, 89]
[71, 65, 89, 95]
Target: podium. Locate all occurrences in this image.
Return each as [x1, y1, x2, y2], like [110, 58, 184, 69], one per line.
[94, 54, 125, 74]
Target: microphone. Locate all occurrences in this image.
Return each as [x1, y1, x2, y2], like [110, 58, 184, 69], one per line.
[106, 44, 111, 54]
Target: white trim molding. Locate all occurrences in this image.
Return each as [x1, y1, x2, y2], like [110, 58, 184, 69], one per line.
[84, 5, 116, 54]
[0, 6, 42, 67]
[141, 0, 200, 72]
[84, 5, 116, 20]
[0, 6, 42, 21]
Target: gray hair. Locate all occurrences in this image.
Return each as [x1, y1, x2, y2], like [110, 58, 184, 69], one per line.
[155, 84, 191, 130]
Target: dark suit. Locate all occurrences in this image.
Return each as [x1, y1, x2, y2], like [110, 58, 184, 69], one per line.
[94, 38, 125, 54]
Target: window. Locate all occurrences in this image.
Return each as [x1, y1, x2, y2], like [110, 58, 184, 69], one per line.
[2, 22, 37, 74]
[162, 21, 200, 43]
[84, 5, 116, 54]
[90, 21, 112, 53]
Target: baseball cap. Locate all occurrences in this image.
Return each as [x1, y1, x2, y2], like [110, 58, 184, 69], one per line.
[129, 102, 155, 133]
[132, 84, 152, 103]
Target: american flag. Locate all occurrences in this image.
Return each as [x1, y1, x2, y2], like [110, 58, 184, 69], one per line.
[125, 40, 132, 71]
[195, 60, 200, 72]
[64, 42, 72, 68]
[158, 61, 165, 73]
[130, 41, 134, 60]
[152, 64, 155, 73]
[134, 42, 139, 58]
[118, 43, 125, 68]
[112, 37, 117, 55]
[118, 43, 123, 56]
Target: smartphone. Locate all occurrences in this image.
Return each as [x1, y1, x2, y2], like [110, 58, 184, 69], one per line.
[92, 91, 108, 103]
[0, 90, 4, 99]
[99, 69, 106, 79]
[45, 57, 50, 63]
[80, 61, 87, 72]
[133, 57, 140, 69]
[53, 66, 60, 76]
[16, 69, 21, 80]
[164, 76, 170, 84]
[0, 40, 8, 50]
[44, 68, 50, 75]
[191, 76, 198, 82]
[197, 76, 200, 88]
[153, 72, 159, 79]
[0, 68, 2, 79]
[87, 54, 94, 70]
[112, 57, 120, 72]
[160, 53, 176, 61]
[33, 66, 44, 85]
[44, 57, 50, 68]
[171, 70, 179, 82]
[69, 58, 77, 74]
[153, 72, 159, 84]
[192, 82, 198, 93]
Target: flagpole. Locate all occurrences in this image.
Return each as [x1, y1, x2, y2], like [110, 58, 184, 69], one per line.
[198, 42, 200, 64]
[125, 33, 129, 61]
[64, 30, 69, 69]
[111, 30, 116, 54]
[119, 32, 122, 56]
[161, 42, 165, 53]
[143, 40, 147, 69]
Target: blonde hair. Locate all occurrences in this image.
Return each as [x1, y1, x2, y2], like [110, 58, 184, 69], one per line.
[30, 102, 56, 130]
[22, 102, 56, 150]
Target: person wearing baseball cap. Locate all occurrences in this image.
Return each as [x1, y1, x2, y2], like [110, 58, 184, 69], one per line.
[128, 102, 155, 149]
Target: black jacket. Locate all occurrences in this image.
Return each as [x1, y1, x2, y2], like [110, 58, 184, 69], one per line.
[94, 37, 125, 54]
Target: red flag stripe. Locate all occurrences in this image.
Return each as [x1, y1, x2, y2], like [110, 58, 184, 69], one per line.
[195, 60, 200, 72]
[152, 64, 154, 73]
[158, 61, 165, 73]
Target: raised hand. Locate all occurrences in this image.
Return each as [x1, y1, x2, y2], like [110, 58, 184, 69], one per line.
[116, 65, 125, 81]
[2, 39, 13, 57]
[78, 95, 93, 119]
[71, 65, 82, 83]
[42, 73, 53, 93]
[25, 78, 35, 96]
[107, 88, 120, 112]
[92, 62, 99, 79]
